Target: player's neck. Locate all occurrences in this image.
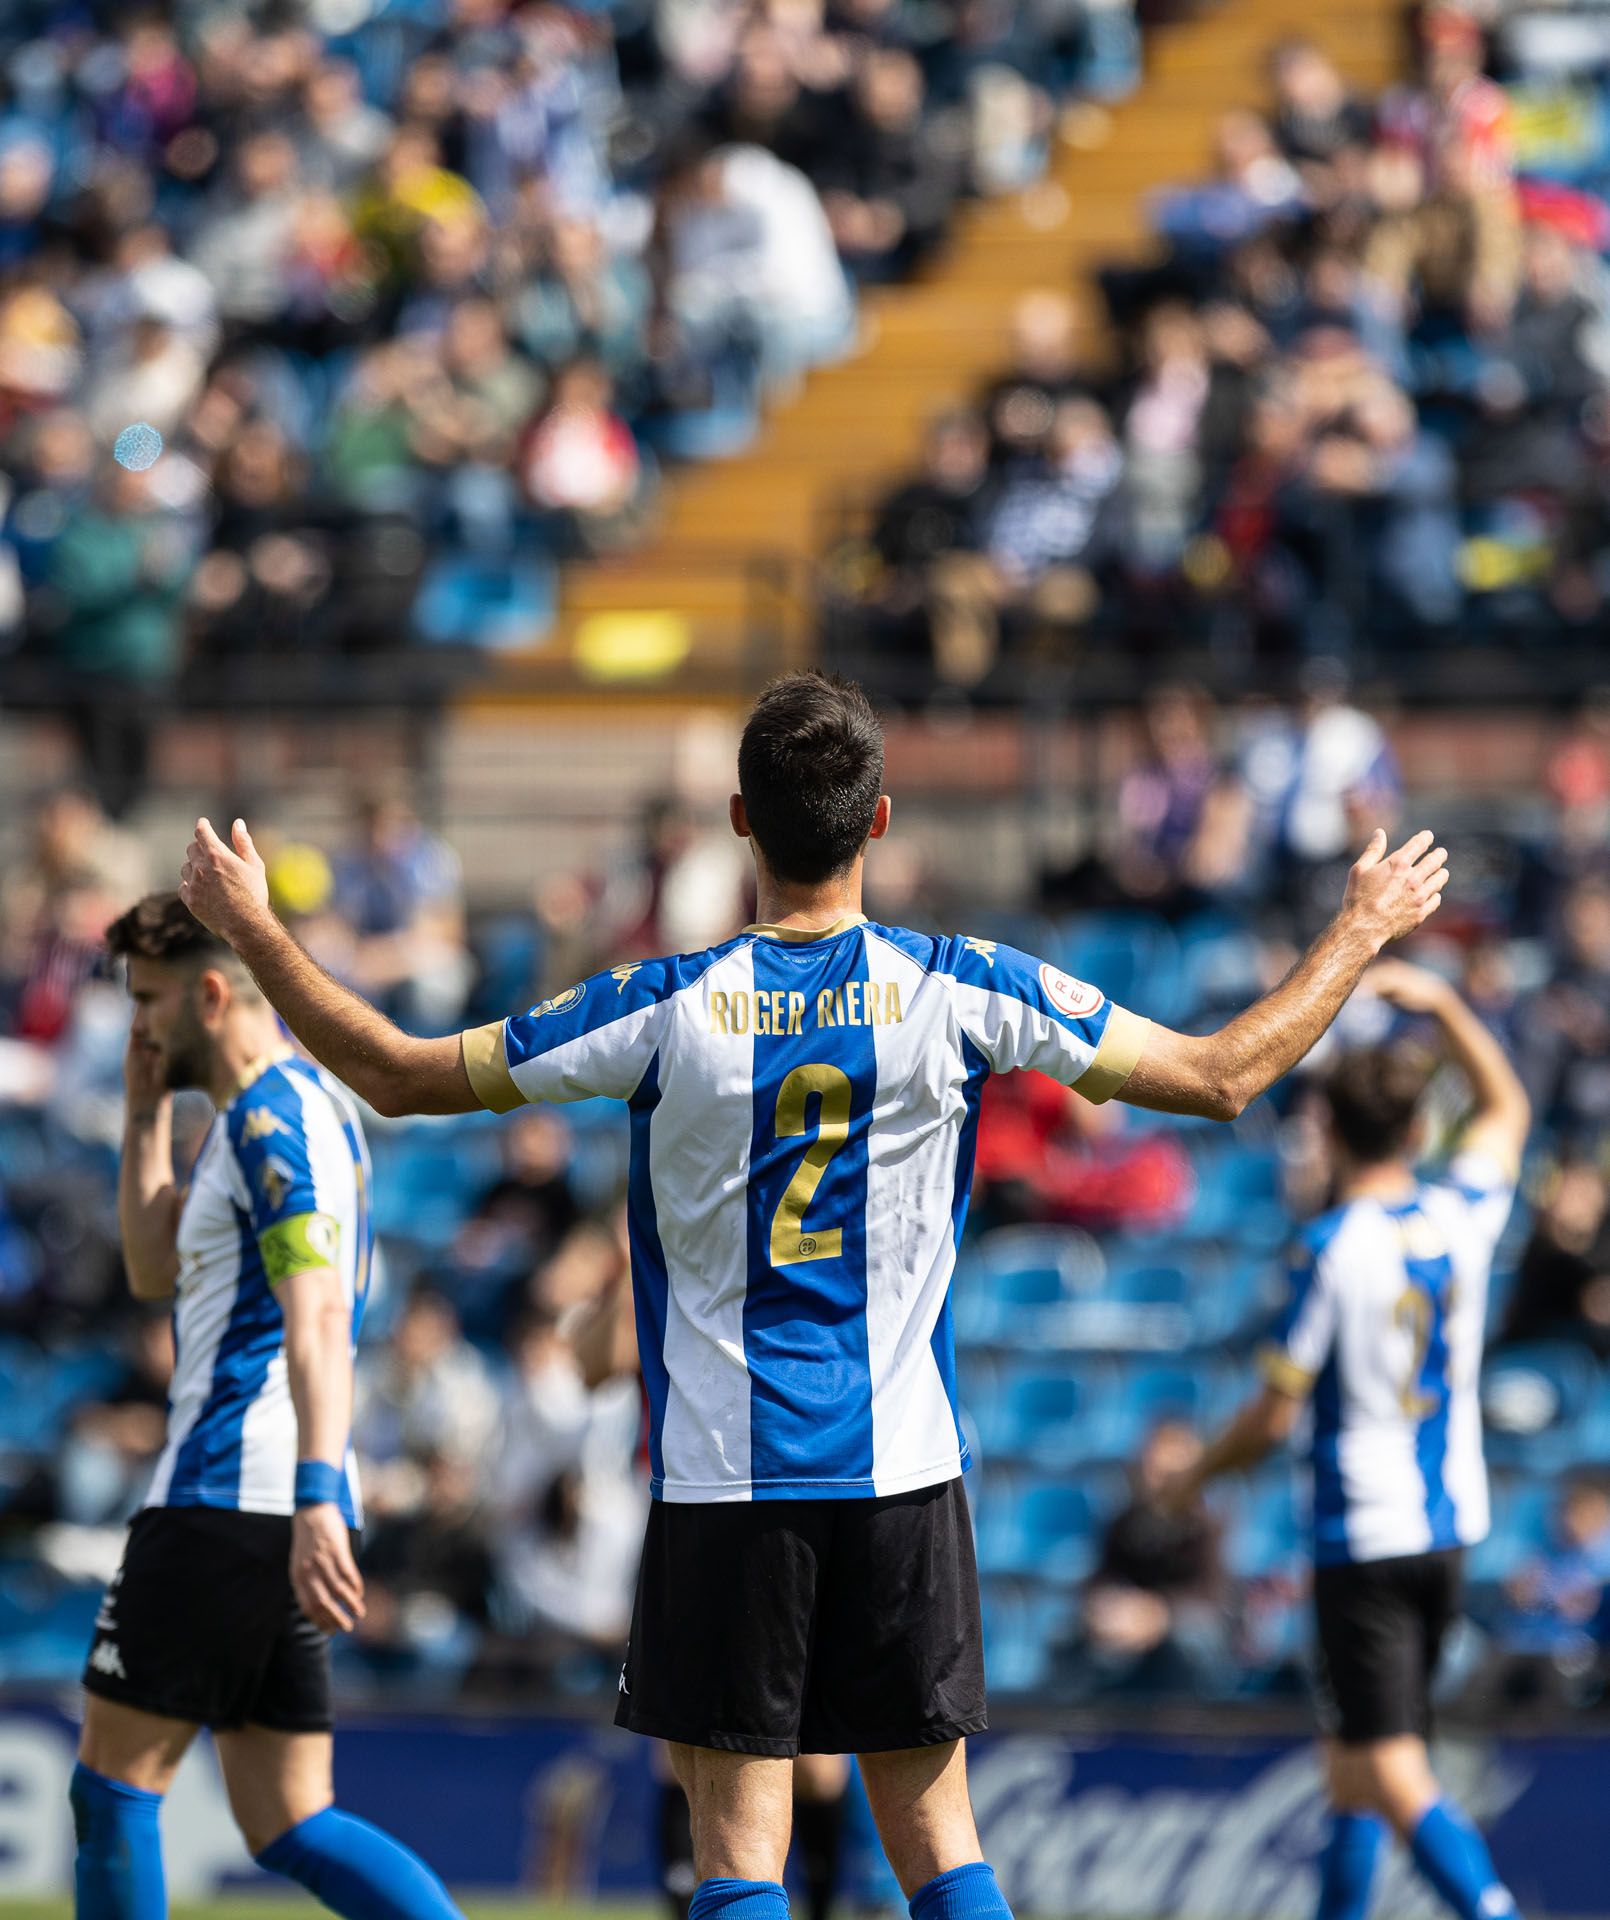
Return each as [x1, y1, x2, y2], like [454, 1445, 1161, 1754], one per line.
[1337, 1157, 1417, 1204]
[206, 1016, 291, 1108]
[751, 870, 864, 933]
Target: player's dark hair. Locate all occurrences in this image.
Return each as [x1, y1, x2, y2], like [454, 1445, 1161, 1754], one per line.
[1324, 1042, 1435, 1162]
[105, 891, 239, 970]
[737, 672, 885, 885]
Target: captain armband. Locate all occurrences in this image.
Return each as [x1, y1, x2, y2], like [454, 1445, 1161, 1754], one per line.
[260, 1212, 342, 1285]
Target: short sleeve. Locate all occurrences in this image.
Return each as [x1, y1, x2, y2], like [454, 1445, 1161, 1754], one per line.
[1257, 1240, 1338, 1397]
[1438, 1147, 1519, 1255]
[945, 938, 1152, 1105]
[229, 1081, 321, 1237]
[461, 961, 679, 1112]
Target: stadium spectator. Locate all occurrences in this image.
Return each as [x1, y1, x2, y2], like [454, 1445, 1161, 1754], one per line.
[1521, 877, 1610, 1144]
[0, 785, 145, 1042]
[1479, 1477, 1610, 1711]
[1055, 1419, 1229, 1699]
[55, 1309, 173, 1527]
[329, 790, 471, 1032]
[1498, 1157, 1610, 1357]
[352, 1289, 501, 1520]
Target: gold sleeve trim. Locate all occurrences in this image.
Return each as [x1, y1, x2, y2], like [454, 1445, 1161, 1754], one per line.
[1258, 1346, 1315, 1398]
[461, 1022, 523, 1114]
[1073, 1006, 1152, 1105]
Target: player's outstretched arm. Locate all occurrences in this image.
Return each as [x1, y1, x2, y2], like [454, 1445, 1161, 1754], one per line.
[1366, 958, 1530, 1171]
[179, 817, 477, 1116]
[1117, 828, 1449, 1122]
[1166, 1385, 1303, 1511]
[119, 1030, 181, 1299]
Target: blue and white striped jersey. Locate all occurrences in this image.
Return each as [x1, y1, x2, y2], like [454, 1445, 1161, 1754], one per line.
[464, 916, 1150, 1502]
[1260, 1150, 1516, 1566]
[146, 1049, 374, 1524]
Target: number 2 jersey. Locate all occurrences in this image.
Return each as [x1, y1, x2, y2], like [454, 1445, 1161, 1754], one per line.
[463, 915, 1150, 1503]
[1259, 1149, 1517, 1566]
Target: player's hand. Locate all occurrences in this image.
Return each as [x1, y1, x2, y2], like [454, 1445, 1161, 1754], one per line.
[123, 1030, 169, 1122]
[179, 817, 270, 942]
[1362, 958, 1455, 1016]
[1341, 828, 1449, 951]
[291, 1504, 366, 1633]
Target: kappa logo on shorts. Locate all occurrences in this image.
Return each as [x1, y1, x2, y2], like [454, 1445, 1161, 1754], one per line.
[533, 982, 586, 1019]
[1038, 963, 1105, 1020]
[89, 1640, 127, 1680]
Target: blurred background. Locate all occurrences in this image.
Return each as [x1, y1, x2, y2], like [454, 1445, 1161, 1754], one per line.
[3, 0, 1610, 1909]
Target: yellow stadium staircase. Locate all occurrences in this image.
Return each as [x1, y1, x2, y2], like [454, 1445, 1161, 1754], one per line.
[471, 0, 1407, 702]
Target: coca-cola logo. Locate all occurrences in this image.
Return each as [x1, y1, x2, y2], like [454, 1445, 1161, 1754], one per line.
[968, 1736, 1532, 1920]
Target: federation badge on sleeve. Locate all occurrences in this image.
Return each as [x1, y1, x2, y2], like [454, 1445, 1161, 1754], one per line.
[1038, 963, 1105, 1019]
[533, 982, 586, 1019]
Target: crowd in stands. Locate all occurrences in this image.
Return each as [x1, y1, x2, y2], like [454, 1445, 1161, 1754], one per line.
[0, 0, 1148, 814]
[833, 4, 1610, 693]
[6, 683, 1610, 1710]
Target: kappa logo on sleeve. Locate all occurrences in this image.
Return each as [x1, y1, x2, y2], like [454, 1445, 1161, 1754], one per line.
[533, 982, 586, 1019]
[1038, 963, 1105, 1020]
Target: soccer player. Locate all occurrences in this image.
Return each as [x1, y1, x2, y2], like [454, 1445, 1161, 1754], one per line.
[74, 895, 464, 1920]
[1170, 959, 1530, 1920]
[177, 672, 1447, 1920]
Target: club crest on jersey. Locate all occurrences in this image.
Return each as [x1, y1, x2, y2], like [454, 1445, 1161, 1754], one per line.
[241, 1107, 289, 1142]
[1038, 963, 1104, 1019]
[534, 982, 586, 1019]
[258, 1154, 295, 1212]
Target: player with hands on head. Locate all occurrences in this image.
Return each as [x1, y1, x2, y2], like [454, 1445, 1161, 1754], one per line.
[75, 892, 465, 1920]
[1163, 957, 1529, 1920]
[179, 675, 1448, 1920]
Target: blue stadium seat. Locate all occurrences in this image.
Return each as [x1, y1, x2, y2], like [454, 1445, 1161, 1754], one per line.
[953, 1226, 1105, 1348]
[1465, 1477, 1553, 1587]
[1223, 1473, 1303, 1580]
[1098, 1359, 1235, 1459]
[975, 1361, 1114, 1468]
[1052, 913, 1186, 1027]
[975, 1476, 1112, 1584]
[1481, 1343, 1599, 1472]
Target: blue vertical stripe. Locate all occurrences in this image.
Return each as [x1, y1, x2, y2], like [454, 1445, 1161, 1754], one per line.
[934, 1034, 990, 1462]
[744, 935, 877, 1494]
[1402, 1225, 1457, 1549]
[167, 1205, 287, 1507]
[627, 1052, 672, 1495]
[1309, 1351, 1348, 1564]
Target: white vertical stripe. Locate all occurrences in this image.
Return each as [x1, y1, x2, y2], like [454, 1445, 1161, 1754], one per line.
[653, 943, 758, 1500]
[861, 934, 966, 1495]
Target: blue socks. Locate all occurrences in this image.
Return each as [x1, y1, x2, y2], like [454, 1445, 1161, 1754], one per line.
[910, 1862, 1015, 1920]
[1317, 1812, 1386, 1920]
[255, 1807, 464, 1920]
[1409, 1800, 1516, 1920]
[689, 1879, 792, 1920]
[71, 1763, 165, 1920]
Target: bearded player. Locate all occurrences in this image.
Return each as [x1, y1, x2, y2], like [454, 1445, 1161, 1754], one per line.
[73, 894, 464, 1920]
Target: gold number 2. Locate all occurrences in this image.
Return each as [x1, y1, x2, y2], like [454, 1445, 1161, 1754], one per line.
[1395, 1286, 1439, 1418]
[770, 1063, 852, 1265]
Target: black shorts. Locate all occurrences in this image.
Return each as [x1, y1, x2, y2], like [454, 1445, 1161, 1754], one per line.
[615, 1476, 987, 1756]
[82, 1506, 335, 1733]
[1312, 1547, 1463, 1745]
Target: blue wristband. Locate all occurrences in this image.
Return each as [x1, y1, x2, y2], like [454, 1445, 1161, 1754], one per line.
[294, 1460, 344, 1509]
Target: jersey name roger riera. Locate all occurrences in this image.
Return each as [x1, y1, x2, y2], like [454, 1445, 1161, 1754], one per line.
[463, 915, 1149, 1504]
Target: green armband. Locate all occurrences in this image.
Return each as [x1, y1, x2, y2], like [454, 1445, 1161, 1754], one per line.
[260, 1212, 342, 1285]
